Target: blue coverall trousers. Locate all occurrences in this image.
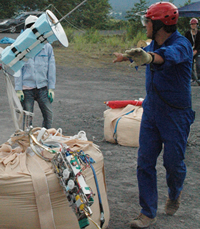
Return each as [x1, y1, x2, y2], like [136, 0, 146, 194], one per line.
[137, 98, 195, 219]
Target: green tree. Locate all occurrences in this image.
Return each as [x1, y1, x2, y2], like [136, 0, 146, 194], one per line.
[0, 0, 112, 30]
[0, 0, 17, 18]
[125, 0, 149, 40]
[63, 0, 112, 29]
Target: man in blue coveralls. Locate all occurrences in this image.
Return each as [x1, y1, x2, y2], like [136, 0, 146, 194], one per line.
[113, 2, 195, 228]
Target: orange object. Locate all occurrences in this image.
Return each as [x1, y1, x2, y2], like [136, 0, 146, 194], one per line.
[104, 100, 143, 109]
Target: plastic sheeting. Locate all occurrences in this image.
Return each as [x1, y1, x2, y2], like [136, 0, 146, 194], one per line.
[178, 1, 200, 17]
[0, 37, 15, 44]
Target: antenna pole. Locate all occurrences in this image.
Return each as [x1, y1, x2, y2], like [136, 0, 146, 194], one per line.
[55, 0, 87, 25]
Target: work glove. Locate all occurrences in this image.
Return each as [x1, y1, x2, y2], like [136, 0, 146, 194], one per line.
[123, 48, 153, 67]
[48, 89, 54, 103]
[16, 90, 24, 102]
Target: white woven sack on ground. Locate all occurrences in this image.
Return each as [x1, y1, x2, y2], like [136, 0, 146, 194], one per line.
[104, 104, 143, 147]
[0, 130, 110, 229]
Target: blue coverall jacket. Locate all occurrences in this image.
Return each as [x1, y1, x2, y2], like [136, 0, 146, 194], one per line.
[137, 30, 195, 218]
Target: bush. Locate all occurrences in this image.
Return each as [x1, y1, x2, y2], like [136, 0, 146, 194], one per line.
[83, 29, 105, 43]
[62, 26, 149, 53]
[107, 19, 129, 30]
[64, 27, 75, 43]
[132, 30, 148, 46]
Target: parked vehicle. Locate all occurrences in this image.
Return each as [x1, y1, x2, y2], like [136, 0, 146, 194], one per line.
[0, 11, 43, 33]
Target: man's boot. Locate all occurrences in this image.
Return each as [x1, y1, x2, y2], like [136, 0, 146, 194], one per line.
[130, 213, 157, 228]
[165, 192, 182, 216]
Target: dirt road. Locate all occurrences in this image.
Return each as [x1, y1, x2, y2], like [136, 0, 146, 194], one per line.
[0, 33, 200, 229]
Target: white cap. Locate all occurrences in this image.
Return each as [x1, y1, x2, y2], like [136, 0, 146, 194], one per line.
[25, 15, 38, 27]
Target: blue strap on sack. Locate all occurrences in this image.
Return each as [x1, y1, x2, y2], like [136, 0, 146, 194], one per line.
[113, 109, 134, 143]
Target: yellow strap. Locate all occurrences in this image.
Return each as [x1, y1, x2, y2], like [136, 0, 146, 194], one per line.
[27, 154, 56, 229]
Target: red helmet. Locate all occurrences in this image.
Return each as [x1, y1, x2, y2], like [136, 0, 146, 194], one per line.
[190, 18, 198, 24]
[145, 2, 179, 25]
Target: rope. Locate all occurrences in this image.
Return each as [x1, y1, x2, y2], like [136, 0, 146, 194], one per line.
[2, 68, 23, 130]
[88, 216, 102, 229]
[43, 4, 85, 32]
[1, 68, 35, 131]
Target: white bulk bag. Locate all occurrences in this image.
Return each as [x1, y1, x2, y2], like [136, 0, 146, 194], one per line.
[0, 130, 110, 229]
[104, 104, 143, 147]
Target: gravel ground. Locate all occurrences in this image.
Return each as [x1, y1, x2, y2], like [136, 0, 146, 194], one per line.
[0, 33, 200, 229]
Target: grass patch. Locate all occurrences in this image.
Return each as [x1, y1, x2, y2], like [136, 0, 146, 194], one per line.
[53, 29, 148, 67]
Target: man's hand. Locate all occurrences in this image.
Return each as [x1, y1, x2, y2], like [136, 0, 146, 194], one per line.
[123, 48, 153, 67]
[48, 89, 54, 103]
[193, 50, 197, 56]
[113, 52, 129, 63]
[16, 90, 24, 102]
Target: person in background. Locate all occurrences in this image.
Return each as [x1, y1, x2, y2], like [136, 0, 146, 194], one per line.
[15, 15, 56, 129]
[185, 18, 200, 85]
[113, 2, 195, 228]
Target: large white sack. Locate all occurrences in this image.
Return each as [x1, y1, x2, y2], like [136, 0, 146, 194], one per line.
[0, 129, 110, 229]
[104, 104, 143, 147]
